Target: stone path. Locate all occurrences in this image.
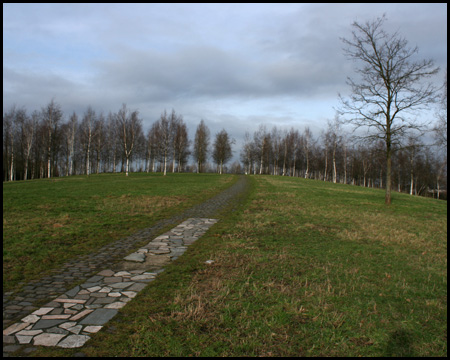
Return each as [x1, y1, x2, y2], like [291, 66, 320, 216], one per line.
[3, 175, 249, 355]
[3, 218, 218, 349]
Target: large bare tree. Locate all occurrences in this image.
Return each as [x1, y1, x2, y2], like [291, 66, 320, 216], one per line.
[338, 15, 440, 204]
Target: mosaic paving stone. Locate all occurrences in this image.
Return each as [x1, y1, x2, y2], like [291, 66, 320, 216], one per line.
[3, 218, 220, 349]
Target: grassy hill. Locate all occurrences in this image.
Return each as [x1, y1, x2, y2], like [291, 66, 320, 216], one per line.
[3, 172, 235, 291]
[5, 174, 447, 356]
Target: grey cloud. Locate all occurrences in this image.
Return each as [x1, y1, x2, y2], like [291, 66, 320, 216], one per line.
[94, 46, 264, 101]
[4, 66, 78, 110]
[3, 2, 446, 146]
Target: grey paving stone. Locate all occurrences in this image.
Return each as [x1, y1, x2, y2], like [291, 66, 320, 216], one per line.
[33, 332, 66, 346]
[123, 253, 145, 262]
[57, 334, 90, 348]
[79, 308, 118, 325]
[65, 286, 81, 298]
[86, 275, 104, 283]
[108, 282, 134, 289]
[32, 319, 67, 330]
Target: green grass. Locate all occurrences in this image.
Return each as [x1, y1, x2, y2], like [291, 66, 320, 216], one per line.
[8, 175, 447, 357]
[3, 172, 235, 292]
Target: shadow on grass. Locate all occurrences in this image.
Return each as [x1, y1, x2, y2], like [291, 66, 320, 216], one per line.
[384, 328, 415, 357]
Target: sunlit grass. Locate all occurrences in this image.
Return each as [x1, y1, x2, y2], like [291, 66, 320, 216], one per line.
[23, 175, 447, 357]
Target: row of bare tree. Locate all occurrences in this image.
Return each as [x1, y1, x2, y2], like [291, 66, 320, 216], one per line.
[240, 119, 446, 199]
[3, 102, 236, 180]
[3, 96, 446, 198]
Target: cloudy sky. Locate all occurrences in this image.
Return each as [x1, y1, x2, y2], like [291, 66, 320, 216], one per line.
[3, 3, 447, 162]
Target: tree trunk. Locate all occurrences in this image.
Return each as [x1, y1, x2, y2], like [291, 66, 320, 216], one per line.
[305, 153, 309, 179]
[47, 149, 51, 178]
[385, 149, 392, 205]
[163, 152, 167, 176]
[332, 148, 337, 183]
[10, 150, 14, 181]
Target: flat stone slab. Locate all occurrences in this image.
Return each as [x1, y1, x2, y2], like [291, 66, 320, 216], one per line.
[57, 334, 90, 348]
[123, 253, 145, 262]
[33, 333, 66, 346]
[3, 322, 31, 335]
[108, 281, 134, 289]
[32, 319, 67, 330]
[79, 308, 118, 325]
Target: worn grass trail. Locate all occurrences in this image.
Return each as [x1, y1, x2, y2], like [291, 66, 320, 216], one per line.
[12, 175, 448, 357]
[3, 173, 235, 292]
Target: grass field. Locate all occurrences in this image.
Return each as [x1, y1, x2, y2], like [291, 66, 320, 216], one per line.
[5, 174, 447, 357]
[3, 172, 235, 292]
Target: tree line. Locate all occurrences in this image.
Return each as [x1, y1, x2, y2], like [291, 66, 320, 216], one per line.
[3, 101, 236, 180]
[3, 97, 446, 199]
[239, 117, 446, 199]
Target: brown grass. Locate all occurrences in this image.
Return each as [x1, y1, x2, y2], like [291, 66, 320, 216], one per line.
[99, 195, 186, 216]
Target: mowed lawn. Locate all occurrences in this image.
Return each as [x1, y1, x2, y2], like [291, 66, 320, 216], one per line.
[16, 175, 448, 357]
[3, 173, 235, 292]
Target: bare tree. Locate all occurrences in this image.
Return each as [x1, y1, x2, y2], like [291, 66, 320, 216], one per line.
[168, 109, 180, 173]
[325, 116, 342, 183]
[432, 70, 447, 199]
[93, 113, 105, 174]
[174, 119, 190, 172]
[281, 129, 293, 176]
[253, 124, 270, 175]
[240, 131, 255, 175]
[154, 110, 171, 176]
[212, 129, 234, 174]
[104, 112, 119, 173]
[193, 119, 210, 173]
[289, 128, 301, 177]
[115, 104, 143, 176]
[270, 127, 281, 175]
[145, 124, 156, 173]
[64, 112, 77, 176]
[303, 127, 313, 179]
[433, 69, 447, 152]
[23, 110, 38, 180]
[41, 99, 63, 178]
[339, 15, 440, 204]
[3, 106, 17, 181]
[80, 106, 96, 176]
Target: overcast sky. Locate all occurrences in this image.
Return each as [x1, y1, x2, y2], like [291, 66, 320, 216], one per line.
[3, 3, 447, 162]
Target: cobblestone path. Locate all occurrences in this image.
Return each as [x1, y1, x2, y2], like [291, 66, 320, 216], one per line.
[3, 175, 249, 355]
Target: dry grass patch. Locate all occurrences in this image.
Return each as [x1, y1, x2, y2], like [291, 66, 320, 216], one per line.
[99, 195, 186, 216]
